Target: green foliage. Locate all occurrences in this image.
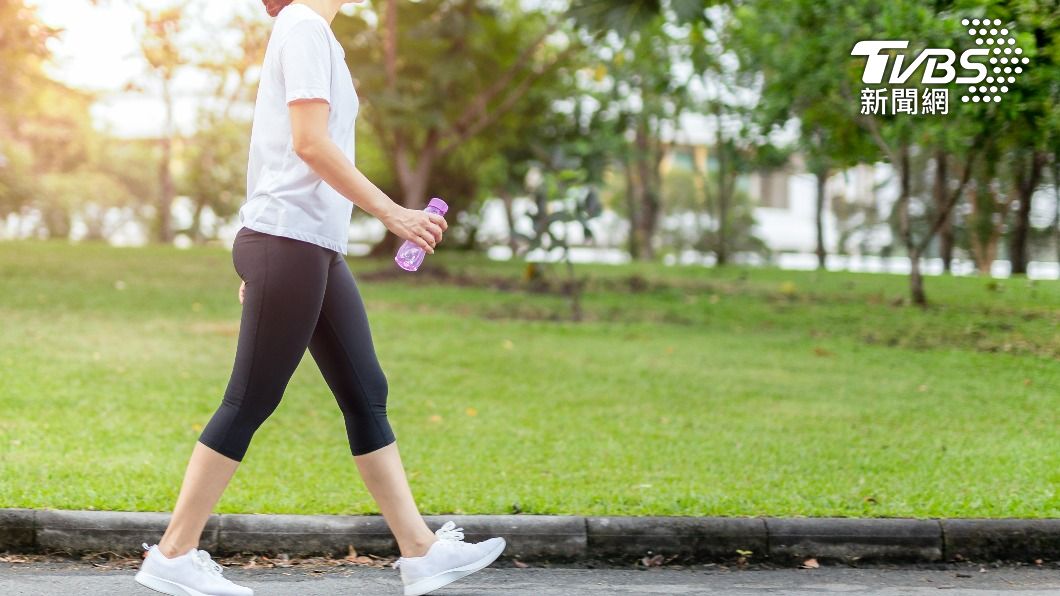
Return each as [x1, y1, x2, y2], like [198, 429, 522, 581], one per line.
[512, 166, 604, 320]
[0, 141, 35, 217]
[178, 115, 250, 227]
[39, 169, 135, 240]
[515, 170, 603, 255]
[0, 0, 58, 123]
[732, 0, 878, 175]
[731, 0, 1059, 300]
[568, 0, 712, 34]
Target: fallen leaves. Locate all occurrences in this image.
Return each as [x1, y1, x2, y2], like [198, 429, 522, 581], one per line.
[639, 553, 680, 567]
[231, 547, 395, 570]
[341, 545, 380, 567]
[641, 554, 665, 567]
[12, 547, 404, 572]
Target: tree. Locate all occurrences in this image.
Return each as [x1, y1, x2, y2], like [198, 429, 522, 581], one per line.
[982, 0, 1060, 275]
[568, 0, 712, 33]
[842, 1, 988, 305]
[515, 166, 603, 321]
[478, 55, 601, 253]
[606, 17, 698, 260]
[334, 0, 581, 256]
[569, 3, 708, 260]
[0, 0, 59, 218]
[134, 4, 190, 244]
[732, 0, 877, 269]
[178, 11, 268, 243]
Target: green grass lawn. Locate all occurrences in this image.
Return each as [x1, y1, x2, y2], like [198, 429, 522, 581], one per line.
[0, 240, 1057, 518]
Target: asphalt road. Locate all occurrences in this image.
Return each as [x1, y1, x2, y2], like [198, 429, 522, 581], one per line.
[2, 561, 1060, 595]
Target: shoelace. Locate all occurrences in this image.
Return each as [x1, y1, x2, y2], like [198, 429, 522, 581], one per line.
[392, 521, 465, 569]
[192, 549, 225, 576]
[142, 542, 224, 577]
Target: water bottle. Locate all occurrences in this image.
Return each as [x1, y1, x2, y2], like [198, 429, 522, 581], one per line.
[394, 197, 448, 271]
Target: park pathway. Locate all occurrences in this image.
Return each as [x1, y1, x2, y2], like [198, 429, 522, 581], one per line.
[2, 560, 1059, 595]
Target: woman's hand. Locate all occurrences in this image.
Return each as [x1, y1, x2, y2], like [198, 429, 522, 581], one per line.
[239, 281, 246, 305]
[381, 205, 447, 254]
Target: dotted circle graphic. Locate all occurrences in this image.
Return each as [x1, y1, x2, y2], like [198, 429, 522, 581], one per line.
[959, 17, 1028, 104]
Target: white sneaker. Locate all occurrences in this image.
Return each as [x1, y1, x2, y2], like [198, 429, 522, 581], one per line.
[392, 521, 506, 596]
[134, 542, 253, 596]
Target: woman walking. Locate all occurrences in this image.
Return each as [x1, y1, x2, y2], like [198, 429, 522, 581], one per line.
[134, 1, 506, 594]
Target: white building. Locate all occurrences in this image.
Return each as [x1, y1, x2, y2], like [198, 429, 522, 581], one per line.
[657, 112, 899, 259]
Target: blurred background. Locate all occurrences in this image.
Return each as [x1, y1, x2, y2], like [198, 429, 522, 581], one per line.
[3, 0, 1058, 286]
[0, 0, 1057, 518]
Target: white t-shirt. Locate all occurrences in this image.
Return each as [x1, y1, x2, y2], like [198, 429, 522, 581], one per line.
[239, 3, 359, 255]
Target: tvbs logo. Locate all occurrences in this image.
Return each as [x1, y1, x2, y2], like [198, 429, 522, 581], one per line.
[851, 19, 1029, 113]
[851, 41, 988, 84]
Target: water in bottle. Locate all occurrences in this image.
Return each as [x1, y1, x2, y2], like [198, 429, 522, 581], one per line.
[395, 197, 448, 271]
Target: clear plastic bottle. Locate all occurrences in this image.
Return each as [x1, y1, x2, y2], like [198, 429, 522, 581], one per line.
[394, 197, 448, 272]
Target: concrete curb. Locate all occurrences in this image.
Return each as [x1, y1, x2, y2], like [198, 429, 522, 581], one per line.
[2, 508, 1058, 564]
[766, 517, 942, 563]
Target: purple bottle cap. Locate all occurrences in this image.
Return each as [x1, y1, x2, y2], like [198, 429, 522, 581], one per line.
[427, 197, 448, 215]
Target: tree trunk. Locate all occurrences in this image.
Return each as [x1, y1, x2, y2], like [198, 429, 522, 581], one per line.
[157, 77, 175, 244]
[191, 199, 206, 245]
[1008, 151, 1046, 276]
[43, 206, 71, 240]
[1053, 160, 1060, 271]
[716, 139, 729, 266]
[634, 185, 658, 260]
[814, 167, 828, 269]
[564, 257, 582, 322]
[499, 188, 519, 253]
[367, 145, 435, 258]
[969, 179, 1002, 275]
[622, 154, 642, 260]
[713, 99, 730, 267]
[896, 145, 927, 305]
[933, 150, 954, 273]
[1009, 189, 1033, 276]
[368, 221, 403, 258]
[632, 121, 658, 261]
[909, 249, 926, 306]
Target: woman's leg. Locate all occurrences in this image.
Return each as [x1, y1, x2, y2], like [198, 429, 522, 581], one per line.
[307, 252, 438, 558]
[157, 228, 332, 558]
[356, 443, 438, 558]
[155, 443, 239, 558]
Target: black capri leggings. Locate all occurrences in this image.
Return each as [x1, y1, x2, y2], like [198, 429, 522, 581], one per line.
[198, 226, 396, 462]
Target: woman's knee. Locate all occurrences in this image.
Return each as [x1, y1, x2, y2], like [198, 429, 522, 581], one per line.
[366, 370, 389, 414]
[199, 395, 282, 462]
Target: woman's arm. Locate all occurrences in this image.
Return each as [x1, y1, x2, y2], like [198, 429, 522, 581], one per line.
[288, 99, 446, 254]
